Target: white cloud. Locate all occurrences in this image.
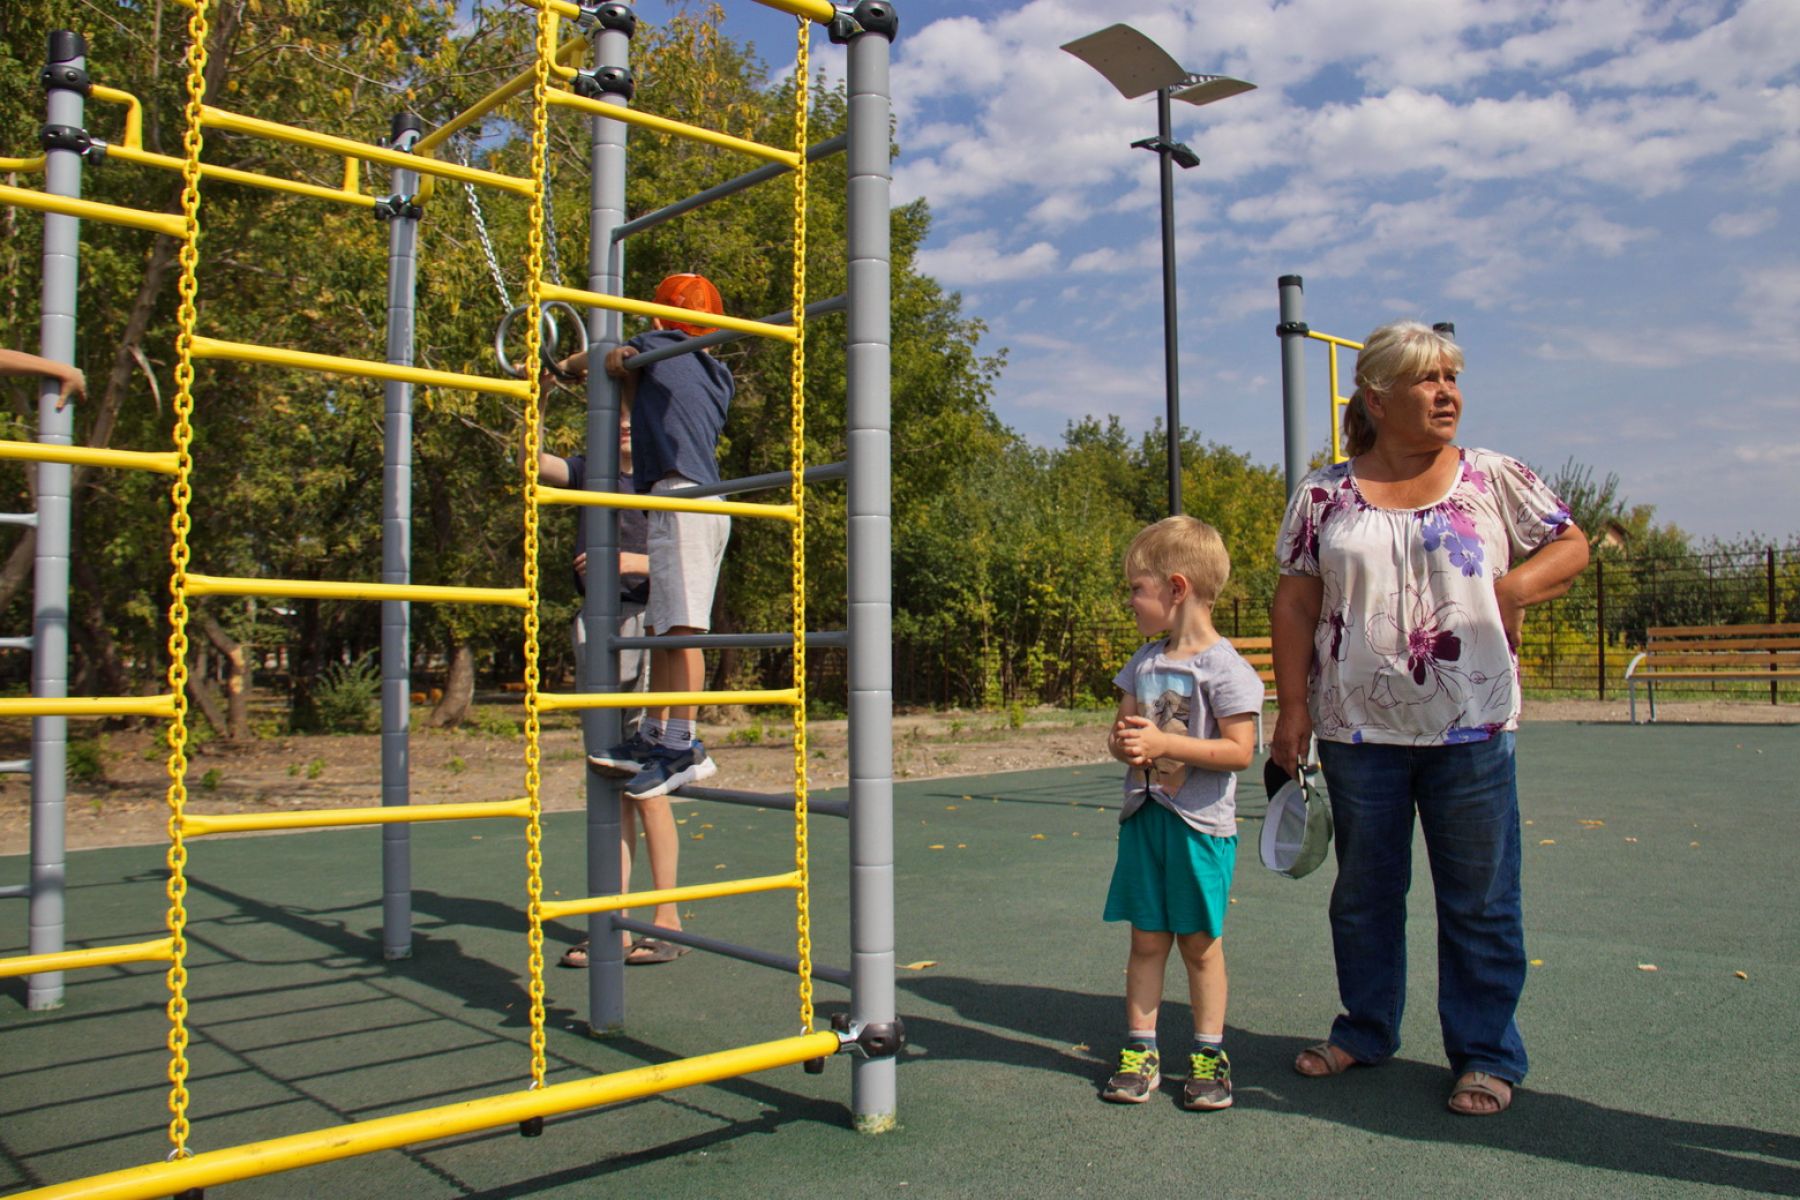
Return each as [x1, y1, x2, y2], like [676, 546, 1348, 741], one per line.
[913, 231, 1061, 286]
[1710, 208, 1778, 238]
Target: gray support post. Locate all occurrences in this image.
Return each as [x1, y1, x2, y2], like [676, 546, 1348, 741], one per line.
[840, 0, 899, 1133]
[583, 1, 636, 1035]
[1156, 86, 1182, 516]
[27, 31, 89, 1012]
[379, 114, 425, 961]
[1277, 275, 1308, 499]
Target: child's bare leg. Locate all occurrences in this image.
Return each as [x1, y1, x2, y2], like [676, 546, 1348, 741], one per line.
[632, 794, 683, 931]
[660, 627, 704, 726]
[617, 799, 640, 950]
[1125, 927, 1175, 1031]
[1177, 932, 1227, 1037]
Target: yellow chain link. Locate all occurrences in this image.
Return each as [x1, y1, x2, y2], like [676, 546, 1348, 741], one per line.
[522, 5, 553, 1089]
[162, 0, 211, 1159]
[789, 17, 814, 1036]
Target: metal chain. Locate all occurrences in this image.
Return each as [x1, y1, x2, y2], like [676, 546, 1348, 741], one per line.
[463, 162, 512, 311]
[522, 4, 553, 1089]
[788, 16, 814, 1037]
[541, 139, 563, 289]
[163, 0, 211, 1159]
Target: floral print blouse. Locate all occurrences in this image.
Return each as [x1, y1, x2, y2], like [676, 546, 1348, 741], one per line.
[1276, 448, 1572, 747]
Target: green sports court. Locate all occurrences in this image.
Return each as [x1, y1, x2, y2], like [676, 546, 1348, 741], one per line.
[5, 721, 1795, 1198]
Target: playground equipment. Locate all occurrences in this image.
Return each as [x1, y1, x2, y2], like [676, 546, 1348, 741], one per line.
[0, 0, 901, 1194]
[1275, 274, 1455, 496]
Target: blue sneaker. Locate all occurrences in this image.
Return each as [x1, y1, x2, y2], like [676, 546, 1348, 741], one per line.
[588, 730, 657, 776]
[623, 741, 717, 799]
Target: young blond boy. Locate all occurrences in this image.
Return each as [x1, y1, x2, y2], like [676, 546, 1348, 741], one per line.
[1102, 515, 1264, 1109]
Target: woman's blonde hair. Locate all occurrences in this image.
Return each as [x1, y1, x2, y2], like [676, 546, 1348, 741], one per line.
[1343, 321, 1465, 457]
[1122, 515, 1230, 605]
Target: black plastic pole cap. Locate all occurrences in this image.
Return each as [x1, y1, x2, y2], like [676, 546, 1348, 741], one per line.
[854, 1, 900, 40]
[1279, 274, 1304, 289]
[594, 1, 637, 35]
[48, 31, 87, 64]
[1432, 321, 1456, 338]
[391, 112, 424, 140]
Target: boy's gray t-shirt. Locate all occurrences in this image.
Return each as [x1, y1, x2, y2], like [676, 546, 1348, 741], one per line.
[1113, 638, 1266, 837]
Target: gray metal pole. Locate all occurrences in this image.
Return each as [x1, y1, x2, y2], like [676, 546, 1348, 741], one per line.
[27, 30, 89, 1012]
[841, 0, 899, 1133]
[1157, 87, 1181, 517]
[380, 114, 424, 961]
[1277, 275, 1308, 499]
[584, 1, 635, 1035]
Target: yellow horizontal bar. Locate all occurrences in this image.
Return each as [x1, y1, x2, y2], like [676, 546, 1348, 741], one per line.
[540, 871, 801, 922]
[1306, 330, 1364, 351]
[753, 0, 838, 23]
[0, 181, 185, 237]
[416, 34, 589, 158]
[0, 937, 175, 980]
[0, 154, 46, 173]
[545, 91, 802, 168]
[540, 282, 799, 343]
[189, 336, 531, 398]
[506, 0, 583, 17]
[537, 485, 797, 523]
[89, 84, 144, 150]
[0, 440, 178, 475]
[183, 797, 532, 838]
[538, 688, 801, 712]
[199, 106, 534, 197]
[0, 695, 177, 720]
[21, 1031, 841, 1200]
[185, 574, 529, 608]
[104, 144, 374, 210]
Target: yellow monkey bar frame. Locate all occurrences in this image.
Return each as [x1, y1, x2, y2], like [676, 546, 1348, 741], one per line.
[0, 440, 178, 475]
[1307, 329, 1363, 463]
[188, 335, 531, 397]
[181, 797, 533, 838]
[183, 573, 529, 608]
[0, 181, 184, 237]
[541, 871, 802, 921]
[0, 937, 176, 980]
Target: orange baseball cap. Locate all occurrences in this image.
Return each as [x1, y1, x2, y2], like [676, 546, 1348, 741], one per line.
[651, 273, 724, 337]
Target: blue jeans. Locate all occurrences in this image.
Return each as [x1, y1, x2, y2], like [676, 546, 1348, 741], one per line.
[1316, 733, 1528, 1084]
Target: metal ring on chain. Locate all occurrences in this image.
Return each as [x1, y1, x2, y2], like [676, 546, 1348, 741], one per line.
[495, 300, 589, 380]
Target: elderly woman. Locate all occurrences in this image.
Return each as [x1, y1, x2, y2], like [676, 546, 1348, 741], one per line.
[1270, 321, 1588, 1116]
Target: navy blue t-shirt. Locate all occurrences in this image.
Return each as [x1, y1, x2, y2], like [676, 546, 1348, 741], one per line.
[563, 454, 647, 602]
[625, 328, 734, 490]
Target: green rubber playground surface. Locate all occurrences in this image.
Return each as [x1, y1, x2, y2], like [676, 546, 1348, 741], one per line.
[4, 722, 1796, 1198]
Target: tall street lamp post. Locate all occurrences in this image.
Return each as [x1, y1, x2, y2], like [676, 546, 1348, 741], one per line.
[1062, 24, 1253, 516]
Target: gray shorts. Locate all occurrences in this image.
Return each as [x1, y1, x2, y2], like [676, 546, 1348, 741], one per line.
[572, 604, 649, 690]
[645, 474, 730, 633]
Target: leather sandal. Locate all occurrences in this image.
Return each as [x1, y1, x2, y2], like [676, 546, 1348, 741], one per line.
[1448, 1071, 1513, 1115]
[1294, 1041, 1359, 1077]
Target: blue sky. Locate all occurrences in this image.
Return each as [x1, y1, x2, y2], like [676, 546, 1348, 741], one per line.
[630, 1, 1799, 540]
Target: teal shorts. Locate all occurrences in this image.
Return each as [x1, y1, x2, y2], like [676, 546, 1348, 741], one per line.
[1103, 800, 1237, 938]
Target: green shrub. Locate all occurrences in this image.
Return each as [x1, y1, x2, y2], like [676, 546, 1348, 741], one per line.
[305, 756, 326, 780]
[313, 652, 381, 732]
[199, 768, 222, 791]
[473, 707, 520, 738]
[67, 738, 106, 783]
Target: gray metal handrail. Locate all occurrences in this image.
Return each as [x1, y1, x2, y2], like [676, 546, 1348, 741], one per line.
[612, 134, 846, 243]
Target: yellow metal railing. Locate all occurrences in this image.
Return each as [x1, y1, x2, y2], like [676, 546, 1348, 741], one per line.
[540, 872, 802, 921]
[537, 687, 802, 713]
[539, 281, 800, 342]
[1307, 329, 1363, 463]
[189, 336, 531, 398]
[0, 938, 176, 980]
[0, 153, 45, 172]
[754, 0, 838, 22]
[545, 90, 801, 168]
[0, 695, 178, 720]
[182, 798, 533, 839]
[183, 574, 529, 608]
[537, 484, 798, 523]
[0, 441, 179, 475]
[0, 181, 185, 237]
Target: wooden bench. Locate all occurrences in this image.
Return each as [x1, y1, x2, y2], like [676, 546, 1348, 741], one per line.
[1230, 635, 1276, 748]
[1623, 623, 1800, 723]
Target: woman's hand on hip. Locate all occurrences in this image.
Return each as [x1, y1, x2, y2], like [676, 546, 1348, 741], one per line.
[1493, 574, 1525, 650]
[1270, 707, 1313, 777]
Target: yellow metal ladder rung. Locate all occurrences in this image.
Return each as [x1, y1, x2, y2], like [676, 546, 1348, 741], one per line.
[537, 485, 797, 523]
[539, 871, 802, 922]
[543, 91, 802, 168]
[0, 439, 179, 475]
[0, 937, 176, 980]
[103, 144, 375, 210]
[0, 694, 177, 720]
[188, 337, 530, 398]
[539, 282, 799, 344]
[198, 106, 535, 196]
[0, 181, 185, 238]
[182, 798, 533, 839]
[537, 688, 801, 713]
[184, 575, 529, 608]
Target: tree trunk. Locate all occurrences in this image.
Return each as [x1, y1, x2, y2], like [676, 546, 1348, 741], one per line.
[199, 611, 249, 739]
[185, 647, 229, 742]
[70, 553, 131, 700]
[428, 641, 474, 727]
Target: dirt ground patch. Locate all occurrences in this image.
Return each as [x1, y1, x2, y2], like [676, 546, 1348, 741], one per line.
[1, 696, 1792, 856]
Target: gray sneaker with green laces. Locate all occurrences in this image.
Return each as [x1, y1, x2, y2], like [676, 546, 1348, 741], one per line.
[1182, 1045, 1233, 1110]
[1100, 1042, 1160, 1104]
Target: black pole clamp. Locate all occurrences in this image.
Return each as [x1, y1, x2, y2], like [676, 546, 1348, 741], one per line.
[831, 1, 900, 44]
[373, 195, 424, 222]
[41, 62, 91, 97]
[830, 1010, 906, 1059]
[41, 124, 102, 161]
[574, 65, 635, 102]
[1276, 320, 1310, 337]
[586, 1, 637, 36]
